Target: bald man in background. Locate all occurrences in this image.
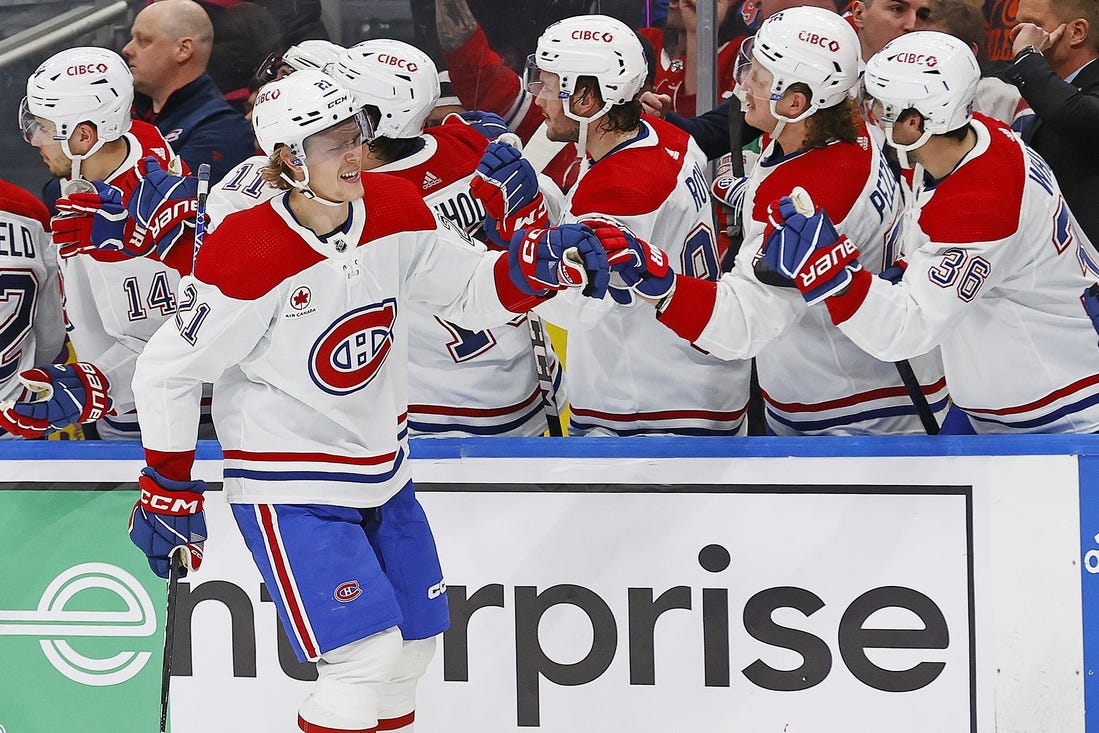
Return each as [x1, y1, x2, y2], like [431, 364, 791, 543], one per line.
[124, 0, 254, 182]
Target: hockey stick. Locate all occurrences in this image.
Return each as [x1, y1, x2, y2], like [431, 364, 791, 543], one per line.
[159, 550, 184, 733]
[494, 133, 565, 436]
[719, 97, 745, 274]
[191, 164, 211, 273]
[893, 358, 940, 435]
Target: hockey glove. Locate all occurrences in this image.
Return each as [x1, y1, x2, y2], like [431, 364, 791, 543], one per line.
[508, 224, 609, 299]
[457, 110, 511, 140]
[1083, 284, 1099, 347]
[129, 467, 207, 579]
[760, 188, 862, 305]
[710, 173, 750, 221]
[127, 157, 199, 259]
[878, 258, 908, 284]
[470, 141, 549, 243]
[52, 182, 128, 258]
[588, 221, 675, 302]
[0, 362, 112, 438]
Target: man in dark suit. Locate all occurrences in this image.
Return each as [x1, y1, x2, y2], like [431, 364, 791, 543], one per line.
[1007, 0, 1099, 246]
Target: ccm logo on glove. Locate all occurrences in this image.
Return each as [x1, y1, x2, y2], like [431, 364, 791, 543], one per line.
[139, 487, 204, 515]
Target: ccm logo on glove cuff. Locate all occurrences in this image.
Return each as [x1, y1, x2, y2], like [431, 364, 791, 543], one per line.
[138, 478, 205, 515]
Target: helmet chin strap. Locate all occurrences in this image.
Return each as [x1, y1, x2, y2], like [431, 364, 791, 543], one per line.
[280, 165, 345, 208]
[766, 96, 817, 144]
[885, 125, 933, 169]
[565, 96, 613, 185]
[62, 136, 108, 183]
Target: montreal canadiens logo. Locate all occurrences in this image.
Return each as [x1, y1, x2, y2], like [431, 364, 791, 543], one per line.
[334, 580, 362, 602]
[309, 300, 397, 395]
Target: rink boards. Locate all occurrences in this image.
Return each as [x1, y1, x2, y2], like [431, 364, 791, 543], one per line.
[1, 435, 1098, 732]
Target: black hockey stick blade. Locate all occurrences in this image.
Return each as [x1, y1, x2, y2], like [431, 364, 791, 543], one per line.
[894, 359, 940, 435]
[526, 314, 564, 436]
[159, 551, 185, 733]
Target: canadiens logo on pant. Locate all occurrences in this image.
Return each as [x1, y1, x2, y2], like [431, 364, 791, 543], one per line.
[309, 300, 398, 395]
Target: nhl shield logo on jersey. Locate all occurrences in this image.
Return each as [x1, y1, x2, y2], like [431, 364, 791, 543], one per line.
[309, 300, 398, 395]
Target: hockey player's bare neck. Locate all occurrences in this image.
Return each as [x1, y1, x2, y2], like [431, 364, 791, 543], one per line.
[905, 125, 977, 180]
[73, 138, 130, 183]
[287, 190, 352, 238]
[585, 119, 639, 163]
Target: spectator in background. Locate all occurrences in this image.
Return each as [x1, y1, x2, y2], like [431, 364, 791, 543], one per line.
[203, 1, 284, 113]
[124, 0, 255, 183]
[922, 0, 1025, 122]
[1007, 0, 1099, 247]
[850, 0, 933, 61]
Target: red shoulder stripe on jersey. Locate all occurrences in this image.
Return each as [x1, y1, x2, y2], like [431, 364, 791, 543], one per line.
[571, 128, 691, 217]
[918, 116, 1024, 245]
[361, 173, 438, 240]
[195, 204, 324, 300]
[751, 135, 873, 227]
[0, 179, 51, 229]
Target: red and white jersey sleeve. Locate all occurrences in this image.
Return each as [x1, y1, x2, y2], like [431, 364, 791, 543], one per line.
[377, 120, 564, 436]
[675, 125, 947, 435]
[205, 155, 278, 232]
[536, 119, 751, 435]
[135, 174, 524, 505]
[837, 116, 1099, 433]
[57, 123, 185, 428]
[0, 181, 63, 405]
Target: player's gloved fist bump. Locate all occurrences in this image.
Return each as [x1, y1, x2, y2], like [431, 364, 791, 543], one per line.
[0, 362, 112, 438]
[507, 225, 610, 299]
[458, 110, 511, 139]
[52, 181, 127, 258]
[761, 187, 862, 306]
[128, 156, 199, 258]
[129, 467, 207, 579]
[588, 221, 675, 301]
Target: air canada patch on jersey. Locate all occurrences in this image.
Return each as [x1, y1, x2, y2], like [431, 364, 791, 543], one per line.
[309, 300, 397, 395]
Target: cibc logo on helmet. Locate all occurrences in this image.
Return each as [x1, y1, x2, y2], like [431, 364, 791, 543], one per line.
[797, 31, 841, 52]
[894, 52, 939, 67]
[570, 30, 615, 42]
[66, 63, 109, 76]
[256, 87, 282, 105]
[377, 54, 419, 72]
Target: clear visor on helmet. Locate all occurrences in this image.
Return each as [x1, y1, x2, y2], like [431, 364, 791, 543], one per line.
[732, 39, 775, 103]
[19, 97, 60, 145]
[255, 53, 293, 83]
[300, 110, 373, 164]
[523, 55, 562, 99]
[863, 95, 907, 127]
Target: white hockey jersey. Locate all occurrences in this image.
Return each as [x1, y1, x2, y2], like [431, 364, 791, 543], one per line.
[205, 120, 563, 437]
[536, 119, 751, 435]
[834, 115, 1099, 433]
[660, 122, 948, 435]
[134, 174, 534, 506]
[0, 181, 64, 409]
[57, 122, 186, 437]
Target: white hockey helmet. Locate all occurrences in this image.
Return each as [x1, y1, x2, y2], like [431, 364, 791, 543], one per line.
[251, 69, 368, 161]
[734, 7, 859, 127]
[20, 46, 133, 160]
[863, 31, 979, 163]
[329, 39, 440, 139]
[525, 14, 648, 123]
[283, 39, 346, 73]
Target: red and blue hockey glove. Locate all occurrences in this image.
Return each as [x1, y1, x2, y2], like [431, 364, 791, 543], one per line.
[508, 224, 609, 299]
[710, 173, 750, 220]
[878, 258, 908, 284]
[470, 140, 549, 242]
[129, 467, 207, 579]
[52, 181, 128, 258]
[588, 221, 675, 303]
[0, 362, 112, 438]
[127, 157, 198, 259]
[457, 110, 511, 139]
[1083, 284, 1099, 347]
[760, 187, 862, 305]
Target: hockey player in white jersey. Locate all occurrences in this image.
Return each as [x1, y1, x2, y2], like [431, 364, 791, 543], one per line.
[208, 39, 565, 436]
[475, 14, 751, 435]
[0, 47, 190, 440]
[126, 70, 608, 733]
[591, 7, 948, 435]
[0, 179, 65, 436]
[760, 31, 1099, 433]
